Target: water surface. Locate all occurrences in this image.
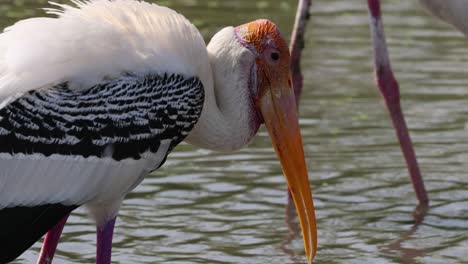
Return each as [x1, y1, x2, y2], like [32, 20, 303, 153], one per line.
[2, 0, 468, 263]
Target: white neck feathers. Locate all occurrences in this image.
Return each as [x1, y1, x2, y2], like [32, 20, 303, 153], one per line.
[185, 27, 259, 151]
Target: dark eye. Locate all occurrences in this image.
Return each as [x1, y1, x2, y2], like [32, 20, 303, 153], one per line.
[270, 52, 279, 61]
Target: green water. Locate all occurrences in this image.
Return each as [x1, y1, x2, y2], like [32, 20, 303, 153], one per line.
[2, 0, 468, 263]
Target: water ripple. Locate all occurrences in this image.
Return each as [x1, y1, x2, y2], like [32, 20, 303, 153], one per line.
[6, 0, 468, 263]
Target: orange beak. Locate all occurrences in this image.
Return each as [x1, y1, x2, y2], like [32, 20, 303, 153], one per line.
[258, 78, 317, 261]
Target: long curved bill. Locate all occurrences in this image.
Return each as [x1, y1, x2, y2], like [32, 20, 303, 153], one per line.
[258, 81, 317, 262]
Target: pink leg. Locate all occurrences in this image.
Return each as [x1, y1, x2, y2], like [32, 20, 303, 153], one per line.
[367, 0, 428, 205]
[96, 217, 116, 264]
[290, 0, 313, 106]
[288, 0, 312, 197]
[37, 214, 70, 264]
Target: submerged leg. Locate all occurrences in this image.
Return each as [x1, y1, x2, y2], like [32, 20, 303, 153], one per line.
[96, 217, 117, 264]
[37, 214, 70, 264]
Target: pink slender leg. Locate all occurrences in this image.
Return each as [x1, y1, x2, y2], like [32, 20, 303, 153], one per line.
[37, 214, 70, 264]
[367, 0, 429, 205]
[288, 0, 312, 196]
[96, 217, 116, 264]
[290, 0, 312, 106]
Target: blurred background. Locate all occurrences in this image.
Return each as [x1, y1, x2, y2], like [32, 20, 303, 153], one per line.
[2, 0, 468, 263]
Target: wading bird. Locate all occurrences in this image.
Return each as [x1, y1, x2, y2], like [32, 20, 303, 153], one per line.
[0, 0, 317, 263]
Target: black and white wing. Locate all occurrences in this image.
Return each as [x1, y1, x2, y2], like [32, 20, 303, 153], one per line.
[0, 73, 204, 262]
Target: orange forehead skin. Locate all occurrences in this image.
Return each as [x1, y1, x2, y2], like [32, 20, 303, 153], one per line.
[237, 19, 289, 54]
[237, 19, 293, 101]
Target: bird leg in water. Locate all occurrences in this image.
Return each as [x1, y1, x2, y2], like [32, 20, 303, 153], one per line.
[367, 0, 428, 205]
[37, 214, 70, 264]
[290, 0, 312, 106]
[96, 217, 116, 264]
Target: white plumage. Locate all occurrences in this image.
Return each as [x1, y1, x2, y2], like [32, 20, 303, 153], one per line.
[0, 0, 215, 262]
[0, 0, 258, 215]
[0, 0, 257, 258]
[0, 1, 213, 259]
[0, 0, 215, 212]
[0, 143, 170, 223]
[0, 0, 209, 96]
[186, 26, 259, 151]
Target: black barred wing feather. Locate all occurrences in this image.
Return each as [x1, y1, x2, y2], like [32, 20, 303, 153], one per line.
[0, 74, 204, 263]
[0, 73, 204, 161]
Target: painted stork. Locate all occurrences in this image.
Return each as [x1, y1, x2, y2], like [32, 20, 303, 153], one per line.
[0, 0, 317, 263]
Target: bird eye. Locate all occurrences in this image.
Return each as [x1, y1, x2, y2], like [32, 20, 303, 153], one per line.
[264, 48, 280, 64]
[270, 52, 280, 61]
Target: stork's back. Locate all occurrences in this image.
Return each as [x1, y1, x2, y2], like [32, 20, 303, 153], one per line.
[0, 0, 211, 99]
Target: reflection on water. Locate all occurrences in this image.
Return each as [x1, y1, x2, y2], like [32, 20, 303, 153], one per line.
[3, 0, 468, 263]
[279, 195, 304, 264]
[380, 205, 429, 264]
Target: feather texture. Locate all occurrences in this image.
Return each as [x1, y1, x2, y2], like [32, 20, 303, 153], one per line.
[0, 74, 204, 224]
[0, 0, 211, 98]
[0, 74, 203, 159]
[0, 0, 265, 259]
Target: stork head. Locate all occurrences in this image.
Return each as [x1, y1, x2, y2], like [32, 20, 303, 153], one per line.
[234, 19, 317, 262]
[235, 19, 291, 106]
